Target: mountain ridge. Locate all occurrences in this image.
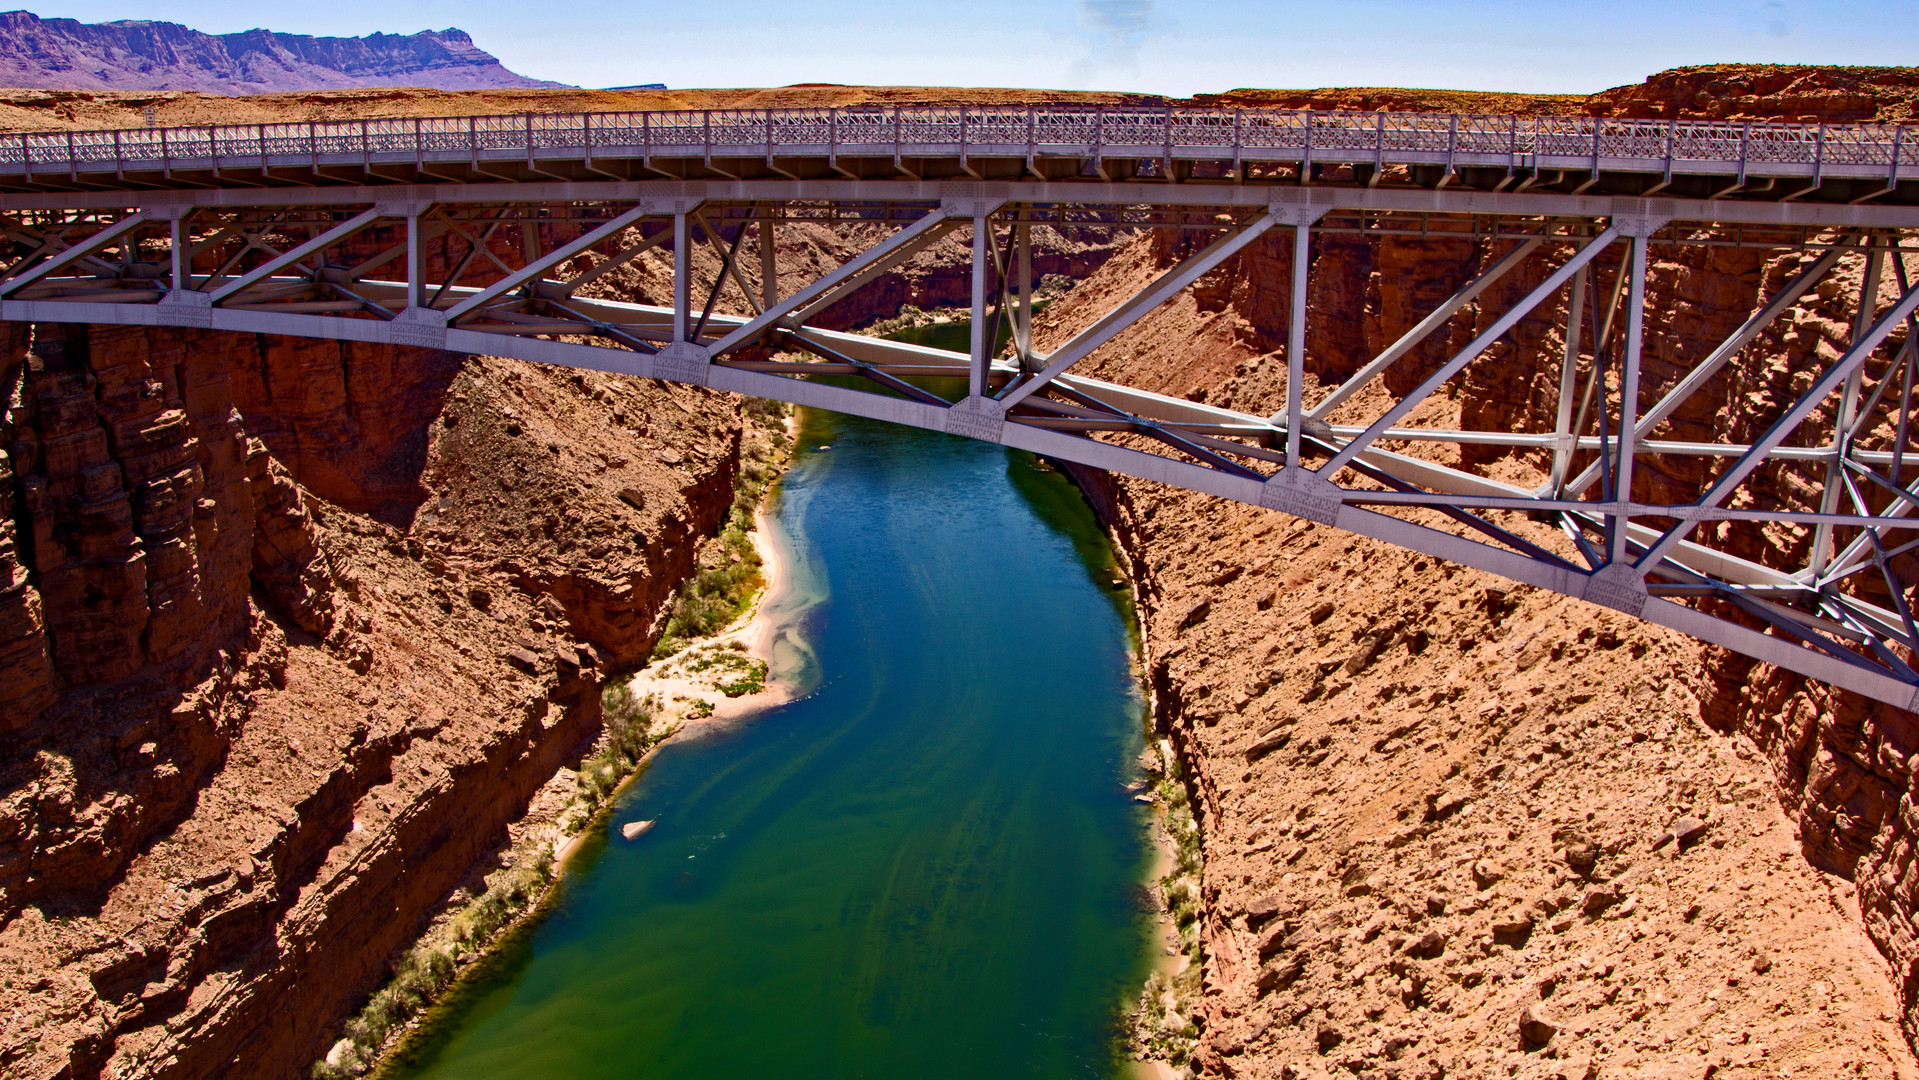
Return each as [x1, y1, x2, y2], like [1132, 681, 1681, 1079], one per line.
[0, 10, 570, 93]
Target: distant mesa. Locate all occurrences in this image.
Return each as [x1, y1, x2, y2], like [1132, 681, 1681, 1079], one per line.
[0, 10, 575, 93]
[604, 83, 668, 91]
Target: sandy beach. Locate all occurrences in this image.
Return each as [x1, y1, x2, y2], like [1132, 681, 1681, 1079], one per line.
[622, 506, 807, 730]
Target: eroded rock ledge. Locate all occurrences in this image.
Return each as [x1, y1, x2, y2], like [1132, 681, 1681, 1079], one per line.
[1039, 203, 1919, 1076]
[0, 322, 739, 1079]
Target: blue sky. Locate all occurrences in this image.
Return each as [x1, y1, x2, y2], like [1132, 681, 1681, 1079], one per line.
[27, 1, 1918, 96]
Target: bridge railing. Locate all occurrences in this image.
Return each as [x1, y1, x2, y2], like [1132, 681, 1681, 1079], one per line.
[0, 106, 1912, 181]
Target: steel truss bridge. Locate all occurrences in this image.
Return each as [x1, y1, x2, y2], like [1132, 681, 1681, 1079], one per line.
[2, 105, 1919, 708]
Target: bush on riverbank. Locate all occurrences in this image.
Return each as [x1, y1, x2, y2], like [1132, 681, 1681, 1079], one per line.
[313, 851, 554, 1079]
[573, 683, 664, 808]
[653, 400, 790, 658]
[1131, 764, 1204, 1074]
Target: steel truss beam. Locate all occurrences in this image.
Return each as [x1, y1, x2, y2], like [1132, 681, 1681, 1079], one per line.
[3, 186, 1919, 711]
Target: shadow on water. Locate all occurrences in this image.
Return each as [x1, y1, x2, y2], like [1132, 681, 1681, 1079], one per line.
[386, 321, 1155, 1080]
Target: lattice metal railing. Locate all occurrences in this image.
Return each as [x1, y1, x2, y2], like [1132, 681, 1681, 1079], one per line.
[3, 106, 1912, 180]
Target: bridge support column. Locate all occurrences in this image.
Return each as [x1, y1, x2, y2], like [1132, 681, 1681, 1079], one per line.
[1609, 232, 1649, 564]
[673, 212, 690, 343]
[170, 216, 184, 292]
[1285, 219, 1312, 467]
[1015, 220, 1032, 366]
[1813, 235, 1888, 575]
[759, 216, 776, 309]
[405, 210, 424, 310]
[1549, 265, 1588, 491]
[970, 213, 992, 399]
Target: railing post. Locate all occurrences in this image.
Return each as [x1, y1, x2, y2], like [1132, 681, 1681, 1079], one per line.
[1814, 121, 1827, 186]
[1233, 109, 1243, 178]
[1738, 121, 1750, 187]
[1301, 109, 1314, 181]
[360, 119, 369, 169]
[1162, 103, 1173, 174]
[1093, 108, 1104, 176]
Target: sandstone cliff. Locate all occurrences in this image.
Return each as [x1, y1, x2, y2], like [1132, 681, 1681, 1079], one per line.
[1032, 203, 1919, 1077]
[0, 318, 740, 1078]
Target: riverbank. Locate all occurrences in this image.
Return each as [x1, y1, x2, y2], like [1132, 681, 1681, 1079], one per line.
[619, 500, 806, 733]
[316, 402, 796, 1080]
[377, 383, 1157, 1080]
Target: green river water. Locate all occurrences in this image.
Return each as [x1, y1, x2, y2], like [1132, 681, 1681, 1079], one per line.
[389, 348, 1157, 1077]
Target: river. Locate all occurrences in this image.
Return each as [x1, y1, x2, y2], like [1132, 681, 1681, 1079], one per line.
[389, 360, 1158, 1078]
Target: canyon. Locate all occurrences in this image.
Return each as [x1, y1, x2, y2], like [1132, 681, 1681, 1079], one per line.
[0, 63, 1918, 1080]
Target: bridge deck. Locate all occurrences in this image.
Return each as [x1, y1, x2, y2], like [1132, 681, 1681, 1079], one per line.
[0, 106, 1915, 207]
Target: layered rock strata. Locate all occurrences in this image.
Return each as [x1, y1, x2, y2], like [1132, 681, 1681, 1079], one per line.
[0, 322, 739, 1079]
[1034, 200, 1919, 1075]
[0, 13, 565, 94]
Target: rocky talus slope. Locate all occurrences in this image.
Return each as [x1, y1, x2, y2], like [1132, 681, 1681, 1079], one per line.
[0, 320, 740, 1079]
[1035, 204, 1919, 1074]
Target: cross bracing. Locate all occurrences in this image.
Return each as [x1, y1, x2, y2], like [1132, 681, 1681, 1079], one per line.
[2, 110, 1919, 709]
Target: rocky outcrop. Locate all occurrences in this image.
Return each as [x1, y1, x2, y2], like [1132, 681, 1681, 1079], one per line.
[1199, 64, 1919, 124]
[0, 12, 566, 94]
[0, 320, 740, 1079]
[1035, 206, 1919, 1074]
[1587, 65, 1919, 123]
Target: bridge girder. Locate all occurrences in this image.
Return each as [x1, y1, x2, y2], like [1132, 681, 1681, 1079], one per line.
[3, 110, 1919, 709]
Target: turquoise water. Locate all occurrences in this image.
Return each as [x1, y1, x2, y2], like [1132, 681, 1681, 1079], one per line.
[389, 393, 1154, 1078]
